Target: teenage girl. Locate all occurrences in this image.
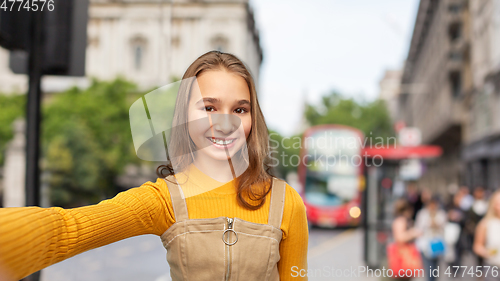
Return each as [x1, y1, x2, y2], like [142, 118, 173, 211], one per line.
[0, 51, 309, 281]
[391, 198, 423, 281]
[392, 198, 422, 245]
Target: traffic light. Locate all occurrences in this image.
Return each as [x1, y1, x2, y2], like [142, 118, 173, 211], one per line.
[0, 0, 89, 76]
[0, 4, 30, 51]
[42, 0, 88, 76]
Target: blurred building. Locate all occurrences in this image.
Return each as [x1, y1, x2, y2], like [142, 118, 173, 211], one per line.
[0, 0, 263, 93]
[398, 0, 473, 191]
[462, 0, 500, 189]
[378, 69, 402, 122]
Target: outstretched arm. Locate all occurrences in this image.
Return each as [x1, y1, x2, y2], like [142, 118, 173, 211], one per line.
[0, 179, 174, 280]
[473, 219, 490, 259]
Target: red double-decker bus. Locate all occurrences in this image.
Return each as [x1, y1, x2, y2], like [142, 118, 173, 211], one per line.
[298, 124, 364, 228]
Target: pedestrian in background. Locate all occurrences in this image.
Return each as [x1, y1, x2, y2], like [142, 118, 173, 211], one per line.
[465, 186, 488, 266]
[445, 191, 467, 267]
[392, 198, 422, 244]
[473, 190, 500, 281]
[458, 186, 474, 212]
[405, 181, 423, 221]
[420, 188, 433, 208]
[415, 195, 448, 281]
[389, 198, 423, 280]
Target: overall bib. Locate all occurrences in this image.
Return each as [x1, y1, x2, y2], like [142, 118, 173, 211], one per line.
[160, 175, 286, 281]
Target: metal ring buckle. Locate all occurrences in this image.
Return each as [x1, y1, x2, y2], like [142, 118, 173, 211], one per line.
[222, 229, 238, 246]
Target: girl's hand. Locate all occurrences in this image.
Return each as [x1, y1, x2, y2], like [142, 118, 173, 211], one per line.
[410, 228, 423, 238]
[478, 249, 492, 259]
[488, 248, 498, 258]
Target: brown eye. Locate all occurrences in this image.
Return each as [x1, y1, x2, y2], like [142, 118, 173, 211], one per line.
[235, 108, 248, 114]
[203, 106, 215, 112]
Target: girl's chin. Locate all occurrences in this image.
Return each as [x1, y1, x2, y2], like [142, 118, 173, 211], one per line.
[206, 150, 238, 160]
[201, 146, 243, 160]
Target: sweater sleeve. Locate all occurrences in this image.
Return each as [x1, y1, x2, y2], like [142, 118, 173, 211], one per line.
[278, 184, 309, 280]
[0, 178, 174, 281]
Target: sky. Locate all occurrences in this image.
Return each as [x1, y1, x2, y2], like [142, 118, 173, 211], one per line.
[250, 0, 420, 137]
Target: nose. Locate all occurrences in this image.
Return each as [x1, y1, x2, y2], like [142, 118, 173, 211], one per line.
[210, 114, 238, 135]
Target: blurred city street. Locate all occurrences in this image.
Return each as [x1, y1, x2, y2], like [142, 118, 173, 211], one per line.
[40, 228, 377, 281]
[40, 226, 484, 281]
[307, 228, 379, 281]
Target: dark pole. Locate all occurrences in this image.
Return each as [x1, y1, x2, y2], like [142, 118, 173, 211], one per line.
[25, 3, 43, 208]
[22, 8, 44, 281]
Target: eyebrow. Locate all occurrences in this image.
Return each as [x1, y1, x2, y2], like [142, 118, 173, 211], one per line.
[195, 97, 251, 106]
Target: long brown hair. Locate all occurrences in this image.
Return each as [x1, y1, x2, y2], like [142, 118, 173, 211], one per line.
[483, 190, 500, 220]
[393, 198, 413, 218]
[157, 50, 275, 210]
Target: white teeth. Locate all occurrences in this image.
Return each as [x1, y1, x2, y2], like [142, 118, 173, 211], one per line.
[209, 138, 235, 145]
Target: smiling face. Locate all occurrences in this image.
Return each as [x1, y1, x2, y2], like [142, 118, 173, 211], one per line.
[187, 70, 252, 163]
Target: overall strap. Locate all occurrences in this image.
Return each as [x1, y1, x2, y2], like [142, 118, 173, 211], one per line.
[163, 175, 189, 222]
[267, 177, 286, 229]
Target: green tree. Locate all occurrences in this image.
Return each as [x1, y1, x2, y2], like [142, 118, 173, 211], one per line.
[268, 129, 302, 177]
[0, 94, 25, 166]
[304, 92, 395, 143]
[42, 78, 144, 207]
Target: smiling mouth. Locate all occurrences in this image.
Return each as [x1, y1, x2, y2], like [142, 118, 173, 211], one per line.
[206, 137, 237, 145]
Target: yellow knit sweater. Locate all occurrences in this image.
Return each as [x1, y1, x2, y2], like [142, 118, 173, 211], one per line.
[0, 163, 308, 280]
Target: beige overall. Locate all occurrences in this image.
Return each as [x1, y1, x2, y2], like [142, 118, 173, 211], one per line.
[160, 175, 286, 281]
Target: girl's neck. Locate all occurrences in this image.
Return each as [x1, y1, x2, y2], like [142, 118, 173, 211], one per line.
[193, 157, 236, 183]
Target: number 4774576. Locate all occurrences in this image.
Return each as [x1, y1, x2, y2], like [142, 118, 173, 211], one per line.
[1, 0, 55, 12]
